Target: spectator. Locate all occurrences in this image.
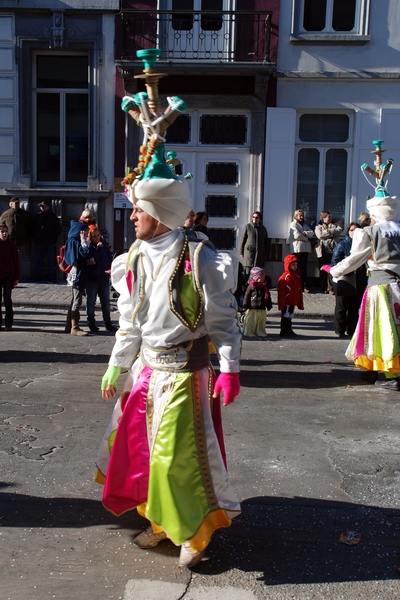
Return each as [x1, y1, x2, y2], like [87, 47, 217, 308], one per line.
[0, 224, 20, 331]
[193, 211, 209, 235]
[85, 226, 117, 333]
[277, 254, 304, 337]
[79, 208, 97, 226]
[0, 197, 32, 247]
[288, 209, 314, 292]
[183, 209, 195, 230]
[64, 220, 91, 336]
[242, 266, 271, 338]
[358, 212, 371, 228]
[239, 211, 269, 281]
[32, 201, 62, 282]
[315, 210, 343, 294]
[331, 222, 367, 338]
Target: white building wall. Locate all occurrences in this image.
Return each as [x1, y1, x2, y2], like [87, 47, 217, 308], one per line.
[264, 0, 400, 285]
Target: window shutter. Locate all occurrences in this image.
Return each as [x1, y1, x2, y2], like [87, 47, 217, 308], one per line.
[379, 110, 400, 199]
[264, 107, 296, 239]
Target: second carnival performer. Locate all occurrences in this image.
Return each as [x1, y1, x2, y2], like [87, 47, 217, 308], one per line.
[323, 140, 400, 389]
[95, 49, 241, 568]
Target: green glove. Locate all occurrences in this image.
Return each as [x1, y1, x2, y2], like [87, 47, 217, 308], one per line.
[101, 366, 122, 391]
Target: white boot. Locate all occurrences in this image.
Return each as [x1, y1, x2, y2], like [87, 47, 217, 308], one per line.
[178, 541, 205, 568]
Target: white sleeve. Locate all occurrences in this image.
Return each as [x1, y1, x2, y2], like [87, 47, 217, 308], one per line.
[199, 247, 241, 372]
[108, 253, 141, 368]
[330, 229, 371, 278]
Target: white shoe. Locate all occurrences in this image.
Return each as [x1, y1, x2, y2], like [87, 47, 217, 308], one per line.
[133, 526, 167, 549]
[178, 541, 205, 568]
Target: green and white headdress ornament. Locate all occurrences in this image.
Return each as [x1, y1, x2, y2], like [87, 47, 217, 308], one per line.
[361, 139, 398, 222]
[121, 48, 191, 230]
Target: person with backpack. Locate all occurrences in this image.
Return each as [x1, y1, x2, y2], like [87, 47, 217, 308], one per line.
[63, 219, 91, 336]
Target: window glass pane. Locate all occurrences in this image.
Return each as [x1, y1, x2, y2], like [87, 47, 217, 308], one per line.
[205, 195, 237, 217]
[207, 228, 236, 250]
[303, 0, 326, 31]
[166, 114, 191, 144]
[200, 115, 247, 144]
[201, 0, 223, 31]
[37, 56, 88, 89]
[324, 149, 347, 228]
[206, 162, 238, 185]
[172, 0, 193, 31]
[37, 93, 60, 182]
[332, 0, 356, 31]
[299, 114, 349, 143]
[66, 94, 88, 183]
[296, 148, 320, 228]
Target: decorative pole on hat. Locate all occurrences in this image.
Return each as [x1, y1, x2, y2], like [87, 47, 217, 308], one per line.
[361, 139, 394, 193]
[120, 48, 187, 192]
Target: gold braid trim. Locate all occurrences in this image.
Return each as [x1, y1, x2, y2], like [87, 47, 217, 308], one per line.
[192, 369, 219, 512]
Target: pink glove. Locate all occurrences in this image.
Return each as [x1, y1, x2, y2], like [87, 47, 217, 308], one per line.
[213, 372, 240, 406]
[321, 264, 332, 273]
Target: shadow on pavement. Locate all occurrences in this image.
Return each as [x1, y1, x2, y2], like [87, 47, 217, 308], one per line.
[0, 489, 145, 530]
[2, 490, 399, 584]
[196, 496, 400, 584]
[239, 365, 362, 389]
[0, 350, 111, 363]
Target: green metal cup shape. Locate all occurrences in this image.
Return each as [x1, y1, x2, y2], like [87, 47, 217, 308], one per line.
[136, 48, 161, 70]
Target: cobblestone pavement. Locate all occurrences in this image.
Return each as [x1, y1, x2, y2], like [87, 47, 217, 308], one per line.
[13, 282, 335, 319]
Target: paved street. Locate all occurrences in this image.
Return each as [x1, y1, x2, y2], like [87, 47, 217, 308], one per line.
[1, 287, 400, 599]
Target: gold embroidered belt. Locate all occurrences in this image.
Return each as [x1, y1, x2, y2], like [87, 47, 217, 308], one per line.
[140, 335, 210, 372]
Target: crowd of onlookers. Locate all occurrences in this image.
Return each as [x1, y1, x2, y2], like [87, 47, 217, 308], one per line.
[0, 198, 116, 334]
[0, 200, 370, 340]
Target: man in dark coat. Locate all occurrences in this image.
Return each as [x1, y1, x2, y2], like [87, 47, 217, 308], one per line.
[0, 197, 32, 247]
[32, 201, 63, 282]
[239, 211, 269, 280]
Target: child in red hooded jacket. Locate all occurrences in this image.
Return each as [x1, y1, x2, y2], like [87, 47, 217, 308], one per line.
[277, 254, 304, 337]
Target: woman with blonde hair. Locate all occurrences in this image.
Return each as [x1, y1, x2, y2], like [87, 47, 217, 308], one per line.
[288, 209, 314, 292]
[79, 208, 97, 226]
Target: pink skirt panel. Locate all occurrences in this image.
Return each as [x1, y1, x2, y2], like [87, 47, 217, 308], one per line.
[102, 366, 152, 516]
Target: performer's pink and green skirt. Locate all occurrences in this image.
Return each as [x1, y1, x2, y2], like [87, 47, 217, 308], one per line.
[346, 283, 400, 373]
[96, 361, 240, 552]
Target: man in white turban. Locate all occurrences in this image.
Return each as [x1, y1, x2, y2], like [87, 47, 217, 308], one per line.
[325, 184, 400, 390]
[96, 143, 241, 568]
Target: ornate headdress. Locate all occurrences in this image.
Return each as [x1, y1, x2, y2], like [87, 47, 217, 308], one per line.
[361, 139, 398, 222]
[121, 48, 191, 230]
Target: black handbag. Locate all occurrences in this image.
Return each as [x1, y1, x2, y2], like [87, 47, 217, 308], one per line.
[334, 272, 357, 296]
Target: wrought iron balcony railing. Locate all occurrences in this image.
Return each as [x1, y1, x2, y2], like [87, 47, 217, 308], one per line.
[118, 10, 273, 64]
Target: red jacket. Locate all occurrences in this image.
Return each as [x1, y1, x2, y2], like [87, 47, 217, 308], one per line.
[277, 254, 304, 311]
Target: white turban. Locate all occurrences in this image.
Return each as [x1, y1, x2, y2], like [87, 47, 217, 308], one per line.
[366, 190, 399, 222]
[131, 177, 191, 230]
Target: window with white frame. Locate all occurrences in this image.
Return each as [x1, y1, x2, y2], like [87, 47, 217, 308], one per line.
[292, 0, 370, 40]
[295, 113, 352, 230]
[33, 54, 89, 185]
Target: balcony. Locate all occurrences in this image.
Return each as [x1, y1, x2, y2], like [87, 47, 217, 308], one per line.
[118, 9, 273, 65]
